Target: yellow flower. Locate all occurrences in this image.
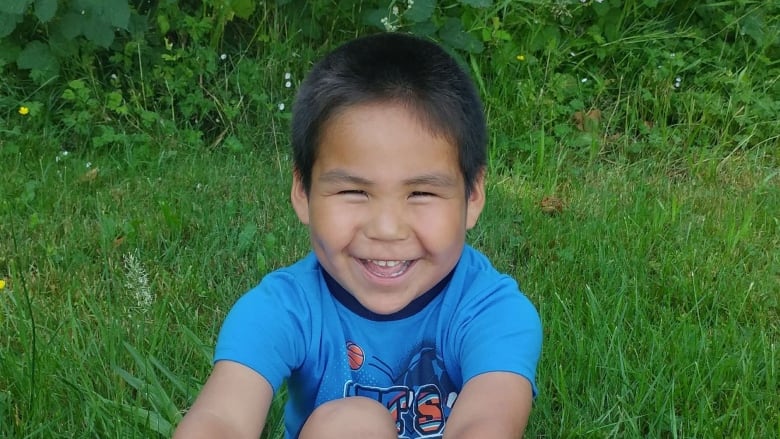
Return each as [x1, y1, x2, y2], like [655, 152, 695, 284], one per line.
[19, 106, 30, 115]
[516, 54, 526, 61]
[0, 279, 5, 290]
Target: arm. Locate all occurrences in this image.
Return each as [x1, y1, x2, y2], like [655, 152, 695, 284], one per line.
[173, 360, 274, 439]
[443, 372, 533, 439]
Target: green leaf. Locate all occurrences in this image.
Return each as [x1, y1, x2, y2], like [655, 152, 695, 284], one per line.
[103, 0, 130, 29]
[83, 16, 114, 47]
[0, 0, 31, 15]
[410, 20, 437, 37]
[405, 0, 435, 23]
[458, 0, 492, 7]
[438, 18, 484, 54]
[17, 40, 58, 72]
[362, 8, 386, 29]
[33, 0, 57, 22]
[157, 13, 170, 35]
[740, 13, 765, 46]
[238, 222, 257, 251]
[0, 13, 22, 38]
[0, 40, 21, 66]
[230, 0, 255, 19]
[56, 12, 83, 39]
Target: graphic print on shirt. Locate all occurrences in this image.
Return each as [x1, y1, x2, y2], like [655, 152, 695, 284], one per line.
[344, 342, 457, 439]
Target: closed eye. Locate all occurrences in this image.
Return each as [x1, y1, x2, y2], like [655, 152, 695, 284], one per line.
[339, 190, 367, 196]
[410, 191, 436, 198]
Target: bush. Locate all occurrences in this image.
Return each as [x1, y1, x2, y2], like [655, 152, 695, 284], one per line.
[1, 0, 778, 156]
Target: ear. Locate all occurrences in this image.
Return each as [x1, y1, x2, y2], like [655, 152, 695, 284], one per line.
[465, 168, 486, 230]
[290, 169, 311, 225]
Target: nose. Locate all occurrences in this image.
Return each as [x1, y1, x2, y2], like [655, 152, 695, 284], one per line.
[363, 200, 409, 241]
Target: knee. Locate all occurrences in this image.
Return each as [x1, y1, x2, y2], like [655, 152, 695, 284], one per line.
[299, 396, 397, 439]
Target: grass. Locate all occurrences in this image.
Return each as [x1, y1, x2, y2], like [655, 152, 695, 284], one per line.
[1, 2, 779, 437]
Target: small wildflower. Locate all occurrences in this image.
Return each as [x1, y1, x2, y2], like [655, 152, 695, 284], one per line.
[19, 106, 29, 115]
[220, 53, 227, 60]
[392, 6, 399, 16]
[284, 72, 292, 80]
[86, 162, 92, 168]
[110, 73, 118, 80]
[278, 103, 285, 111]
[581, 77, 588, 83]
[408, 0, 414, 7]
[285, 81, 292, 88]
[0, 279, 5, 290]
[516, 54, 525, 61]
[380, 17, 398, 32]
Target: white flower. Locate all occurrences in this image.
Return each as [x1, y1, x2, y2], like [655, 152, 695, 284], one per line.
[284, 72, 292, 80]
[581, 77, 588, 83]
[220, 53, 227, 60]
[278, 103, 285, 111]
[408, 0, 414, 7]
[86, 162, 92, 168]
[392, 6, 399, 16]
[285, 81, 292, 88]
[110, 73, 118, 80]
[380, 17, 398, 32]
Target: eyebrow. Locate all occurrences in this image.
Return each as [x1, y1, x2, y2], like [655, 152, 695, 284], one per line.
[318, 169, 457, 187]
[318, 169, 373, 185]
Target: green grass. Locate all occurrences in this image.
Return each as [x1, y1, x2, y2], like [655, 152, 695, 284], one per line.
[2, 1, 779, 437]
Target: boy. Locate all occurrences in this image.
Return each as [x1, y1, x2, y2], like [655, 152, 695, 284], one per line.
[174, 32, 542, 439]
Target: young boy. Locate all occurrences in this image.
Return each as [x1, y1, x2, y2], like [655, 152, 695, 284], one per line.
[174, 32, 542, 439]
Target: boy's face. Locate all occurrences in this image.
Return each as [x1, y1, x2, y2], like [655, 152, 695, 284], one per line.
[292, 102, 485, 315]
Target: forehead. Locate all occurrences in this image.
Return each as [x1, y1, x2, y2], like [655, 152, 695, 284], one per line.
[313, 102, 462, 183]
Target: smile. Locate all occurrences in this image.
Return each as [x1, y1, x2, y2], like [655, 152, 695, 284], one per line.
[360, 259, 414, 278]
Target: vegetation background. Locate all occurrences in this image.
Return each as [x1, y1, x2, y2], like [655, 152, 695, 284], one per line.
[1, 0, 778, 437]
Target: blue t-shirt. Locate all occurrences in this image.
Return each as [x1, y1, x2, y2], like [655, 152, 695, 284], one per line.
[215, 245, 542, 439]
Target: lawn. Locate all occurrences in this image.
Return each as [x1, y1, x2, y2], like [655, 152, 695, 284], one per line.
[1, 1, 778, 437]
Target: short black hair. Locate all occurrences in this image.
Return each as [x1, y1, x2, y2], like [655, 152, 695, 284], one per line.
[291, 32, 487, 196]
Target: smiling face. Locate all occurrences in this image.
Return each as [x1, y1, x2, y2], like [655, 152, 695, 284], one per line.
[291, 102, 485, 315]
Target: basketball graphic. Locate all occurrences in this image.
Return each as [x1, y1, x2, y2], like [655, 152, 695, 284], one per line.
[346, 342, 365, 370]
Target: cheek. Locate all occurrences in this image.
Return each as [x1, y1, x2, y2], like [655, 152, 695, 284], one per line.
[310, 203, 359, 240]
[412, 206, 466, 244]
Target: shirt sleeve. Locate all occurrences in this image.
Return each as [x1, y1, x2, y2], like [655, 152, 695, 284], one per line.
[452, 273, 543, 396]
[213, 272, 312, 392]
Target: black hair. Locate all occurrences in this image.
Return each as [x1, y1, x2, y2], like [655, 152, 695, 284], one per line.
[291, 32, 487, 196]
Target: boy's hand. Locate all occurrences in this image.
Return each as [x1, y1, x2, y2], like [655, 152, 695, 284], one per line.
[173, 361, 273, 439]
[443, 371, 533, 439]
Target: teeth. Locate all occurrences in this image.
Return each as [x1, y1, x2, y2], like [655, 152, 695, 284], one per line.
[369, 260, 403, 267]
